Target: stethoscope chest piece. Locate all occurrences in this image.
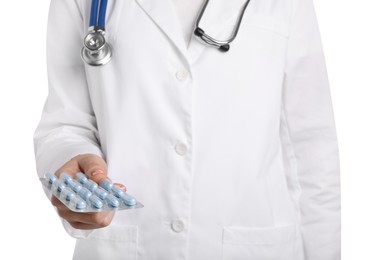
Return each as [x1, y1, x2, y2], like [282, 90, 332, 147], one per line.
[81, 30, 112, 66]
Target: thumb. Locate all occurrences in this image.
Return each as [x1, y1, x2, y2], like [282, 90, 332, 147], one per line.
[75, 154, 109, 184]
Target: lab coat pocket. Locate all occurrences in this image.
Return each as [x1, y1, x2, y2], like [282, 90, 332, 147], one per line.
[73, 225, 138, 260]
[222, 224, 303, 260]
[247, 14, 289, 38]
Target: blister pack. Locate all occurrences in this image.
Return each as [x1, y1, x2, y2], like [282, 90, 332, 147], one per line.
[40, 172, 143, 212]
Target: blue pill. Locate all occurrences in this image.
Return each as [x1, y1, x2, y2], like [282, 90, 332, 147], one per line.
[74, 198, 87, 210]
[99, 179, 113, 191]
[61, 188, 75, 201]
[93, 187, 108, 200]
[76, 172, 88, 185]
[105, 194, 120, 208]
[67, 179, 82, 193]
[89, 195, 103, 209]
[56, 180, 66, 193]
[60, 173, 72, 184]
[78, 188, 92, 201]
[48, 174, 57, 185]
[84, 180, 98, 192]
[51, 179, 60, 192]
[111, 186, 125, 198]
[120, 193, 136, 206]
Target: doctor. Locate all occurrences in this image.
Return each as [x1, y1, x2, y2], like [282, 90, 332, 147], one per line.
[34, 0, 341, 259]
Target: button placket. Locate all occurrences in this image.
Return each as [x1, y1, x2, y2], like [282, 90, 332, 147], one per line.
[176, 69, 190, 82]
[169, 61, 193, 251]
[175, 142, 188, 156]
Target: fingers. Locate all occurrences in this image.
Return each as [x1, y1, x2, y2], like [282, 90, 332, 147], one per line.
[69, 222, 106, 230]
[50, 154, 120, 230]
[58, 208, 115, 227]
[51, 194, 64, 207]
[54, 157, 80, 178]
[76, 154, 108, 184]
[114, 182, 127, 192]
[51, 193, 115, 229]
[54, 154, 108, 184]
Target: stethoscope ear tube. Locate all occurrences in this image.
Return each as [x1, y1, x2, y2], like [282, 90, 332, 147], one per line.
[194, 0, 251, 52]
[194, 27, 230, 52]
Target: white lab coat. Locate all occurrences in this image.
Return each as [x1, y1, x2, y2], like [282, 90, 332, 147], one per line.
[34, 0, 341, 259]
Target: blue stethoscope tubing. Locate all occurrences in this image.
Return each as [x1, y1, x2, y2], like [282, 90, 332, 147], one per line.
[90, 0, 108, 28]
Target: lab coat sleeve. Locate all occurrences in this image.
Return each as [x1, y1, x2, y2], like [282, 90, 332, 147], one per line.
[34, 0, 100, 239]
[280, 0, 341, 259]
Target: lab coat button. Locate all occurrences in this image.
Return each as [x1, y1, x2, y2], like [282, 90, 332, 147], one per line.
[171, 219, 185, 233]
[175, 142, 188, 156]
[176, 70, 189, 81]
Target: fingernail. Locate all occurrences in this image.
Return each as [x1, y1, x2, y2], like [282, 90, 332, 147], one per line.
[91, 169, 105, 176]
[114, 183, 127, 191]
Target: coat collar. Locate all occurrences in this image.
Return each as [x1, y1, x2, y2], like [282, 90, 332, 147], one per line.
[134, 0, 191, 62]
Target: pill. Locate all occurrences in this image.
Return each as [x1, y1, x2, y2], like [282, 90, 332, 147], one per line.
[78, 188, 92, 201]
[89, 195, 103, 209]
[93, 187, 108, 200]
[84, 180, 98, 192]
[120, 193, 136, 206]
[105, 194, 120, 208]
[56, 180, 66, 193]
[44, 174, 141, 212]
[48, 174, 57, 185]
[51, 179, 60, 192]
[61, 188, 75, 201]
[67, 179, 82, 193]
[111, 186, 125, 198]
[60, 173, 72, 184]
[99, 179, 113, 191]
[76, 172, 88, 185]
[73, 197, 87, 210]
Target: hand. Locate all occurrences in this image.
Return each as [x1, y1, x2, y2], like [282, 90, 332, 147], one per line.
[51, 154, 123, 230]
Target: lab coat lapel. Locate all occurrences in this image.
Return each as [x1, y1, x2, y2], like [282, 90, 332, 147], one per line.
[134, 0, 190, 63]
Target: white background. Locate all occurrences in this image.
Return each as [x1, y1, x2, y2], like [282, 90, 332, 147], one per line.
[0, 0, 376, 259]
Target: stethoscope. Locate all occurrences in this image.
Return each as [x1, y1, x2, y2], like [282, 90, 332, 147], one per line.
[81, 0, 112, 66]
[81, 0, 251, 66]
